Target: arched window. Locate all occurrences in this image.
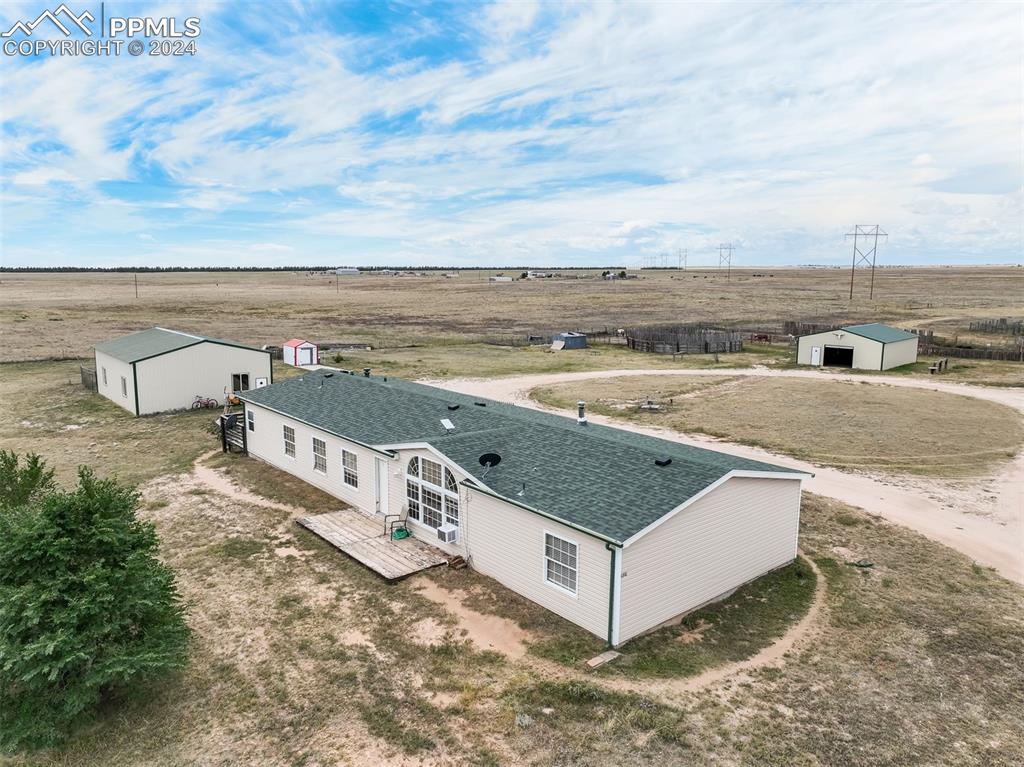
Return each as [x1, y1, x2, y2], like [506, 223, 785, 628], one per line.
[406, 456, 459, 530]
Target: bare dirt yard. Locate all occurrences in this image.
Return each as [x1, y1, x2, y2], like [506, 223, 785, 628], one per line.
[2, 266, 1021, 360]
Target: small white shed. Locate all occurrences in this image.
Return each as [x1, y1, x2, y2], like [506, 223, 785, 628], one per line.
[283, 339, 318, 367]
[94, 327, 272, 416]
[797, 323, 918, 371]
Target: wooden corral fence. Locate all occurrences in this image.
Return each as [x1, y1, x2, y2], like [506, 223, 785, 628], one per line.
[968, 319, 1024, 335]
[624, 324, 743, 355]
[80, 365, 97, 392]
[911, 329, 1024, 362]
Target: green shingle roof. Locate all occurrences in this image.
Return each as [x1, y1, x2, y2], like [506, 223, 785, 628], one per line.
[240, 370, 807, 543]
[95, 327, 264, 363]
[840, 323, 917, 343]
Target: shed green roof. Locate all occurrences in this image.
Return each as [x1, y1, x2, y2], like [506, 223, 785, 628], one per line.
[240, 370, 807, 543]
[840, 323, 917, 344]
[95, 327, 264, 363]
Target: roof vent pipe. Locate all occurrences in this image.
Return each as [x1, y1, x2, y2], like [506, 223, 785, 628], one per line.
[363, 368, 371, 377]
[577, 400, 587, 425]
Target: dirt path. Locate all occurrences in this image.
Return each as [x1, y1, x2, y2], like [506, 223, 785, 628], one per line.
[430, 368, 1024, 584]
[192, 450, 305, 516]
[413, 555, 827, 703]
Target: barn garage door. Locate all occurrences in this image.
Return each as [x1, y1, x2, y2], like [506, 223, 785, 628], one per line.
[823, 345, 853, 368]
[298, 347, 314, 365]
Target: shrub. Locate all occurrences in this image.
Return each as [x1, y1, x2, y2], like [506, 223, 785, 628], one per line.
[0, 450, 55, 508]
[0, 462, 191, 751]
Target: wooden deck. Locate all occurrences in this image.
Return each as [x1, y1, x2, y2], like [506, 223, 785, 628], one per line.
[296, 509, 448, 580]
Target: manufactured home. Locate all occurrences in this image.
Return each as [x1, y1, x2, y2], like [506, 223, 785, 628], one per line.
[239, 370, 809, 646]
[796, 323, 918, 370]
[94, 327, 272, 416]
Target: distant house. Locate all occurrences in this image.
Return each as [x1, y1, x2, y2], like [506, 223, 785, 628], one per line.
[335, 267, 360, 275]
[94, 328, 271, 415]
[239, 371, 808, 646]
[489, 274, 514, 283]
[283, 339, 319, 367]
[796, 323, 918, 370]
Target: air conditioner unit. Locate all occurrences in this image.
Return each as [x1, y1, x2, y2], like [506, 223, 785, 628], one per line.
[437, 523, 459, 544]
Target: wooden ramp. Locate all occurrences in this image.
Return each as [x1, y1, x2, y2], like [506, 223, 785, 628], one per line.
[296, 509, 448, 580]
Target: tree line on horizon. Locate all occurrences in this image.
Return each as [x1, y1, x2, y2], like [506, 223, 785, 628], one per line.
[0, 265, 630, 274]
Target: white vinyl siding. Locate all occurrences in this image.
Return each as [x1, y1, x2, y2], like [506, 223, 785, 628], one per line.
[283, 425, 295, 457]
[465, 489, 610, 639]
[618, 477, 801, 643]
[342, 449, 358, 488]
[312, 437, 327, 474]
[243, 404, 378, 512]
[544, 533, 578, 595]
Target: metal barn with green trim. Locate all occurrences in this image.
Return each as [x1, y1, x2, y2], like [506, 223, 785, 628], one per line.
[94, 327, 272, 416]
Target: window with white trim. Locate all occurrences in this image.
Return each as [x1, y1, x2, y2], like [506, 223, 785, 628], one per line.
[283, 425, 295, 457]
[121, 376, 127, 397]
[246, 409, 255, 432]
[312, 437, 327, 474]
[544, 533, 578, 595]
[405, 456, 459, 530]
[342, 449, 358, 487]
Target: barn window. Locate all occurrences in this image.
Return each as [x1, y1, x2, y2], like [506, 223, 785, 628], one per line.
[120, 376, 127, 397]
[102, 367, 107, 386]
[246, 409, 255, 432]
[312, 437, 327, 474]
[283, 425, 295, 457]
[544, 533, 578, 595]
[232, 373, 250, 392]
[405, 456, 459, 531]
[342, 449, 358, 488]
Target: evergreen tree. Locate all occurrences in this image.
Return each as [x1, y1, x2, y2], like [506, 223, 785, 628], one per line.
[0, 461, 190, 750]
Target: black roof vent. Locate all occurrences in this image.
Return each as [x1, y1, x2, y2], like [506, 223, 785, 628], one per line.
[479, 452, 502, 467]
[448, 404, 460, 411]
[474, 402, 487, 407]
[654, 457, 672, 467]
[323, 373, 334, 378]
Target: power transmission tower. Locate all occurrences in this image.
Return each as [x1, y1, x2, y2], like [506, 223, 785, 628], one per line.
[677, 247, 687, 271]
[718, 243, 733, 280]
[845, 225, 887, 300]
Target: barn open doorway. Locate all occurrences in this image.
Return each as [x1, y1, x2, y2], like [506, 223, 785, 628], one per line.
[822, 346, 853, 368]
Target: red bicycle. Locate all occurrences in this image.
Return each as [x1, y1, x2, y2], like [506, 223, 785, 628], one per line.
[191, 394, 219, 409]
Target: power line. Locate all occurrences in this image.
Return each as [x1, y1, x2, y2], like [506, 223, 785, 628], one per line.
[677, 247, 687, 271]
[845, 225, 887, 300]
[718, 243, 733, 280]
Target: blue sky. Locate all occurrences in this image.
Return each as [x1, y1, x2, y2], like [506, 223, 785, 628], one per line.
[0, 0, 1021, 268]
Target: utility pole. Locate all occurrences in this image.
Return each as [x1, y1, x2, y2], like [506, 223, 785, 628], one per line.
[677, 247, 687, 271]
[718, 243, 733, 281]
[134, 272, 138, 298]
[845, 225, 887, 300]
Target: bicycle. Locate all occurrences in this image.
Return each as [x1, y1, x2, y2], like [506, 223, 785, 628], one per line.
[191, 394, 219, 409]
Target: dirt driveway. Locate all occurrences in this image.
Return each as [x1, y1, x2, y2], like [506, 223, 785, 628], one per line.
[431, 368, 1024, 585]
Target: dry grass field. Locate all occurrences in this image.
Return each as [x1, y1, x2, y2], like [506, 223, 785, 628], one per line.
[1, 266, 1021, 361]
[531, 375, 1024, 477]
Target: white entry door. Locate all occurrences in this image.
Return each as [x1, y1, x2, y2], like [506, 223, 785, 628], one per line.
[374, 457, 389, 517]
[810, 346, 821, 366]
